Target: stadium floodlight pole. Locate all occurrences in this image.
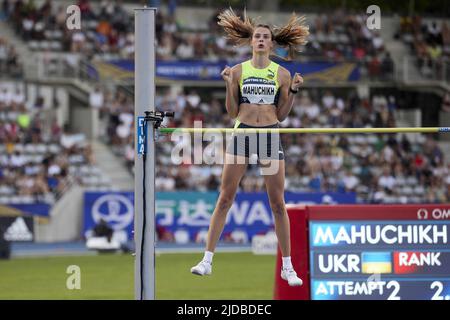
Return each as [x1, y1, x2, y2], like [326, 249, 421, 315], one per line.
[134, 7, 157, 300]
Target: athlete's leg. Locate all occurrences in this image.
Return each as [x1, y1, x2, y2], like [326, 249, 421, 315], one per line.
[206, 154, 248, 251]
[191, 154, 247, 275]
[261, 159, 290, 257]
[261, 159, 302, 286]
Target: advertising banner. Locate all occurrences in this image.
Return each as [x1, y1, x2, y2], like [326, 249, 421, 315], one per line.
[83, 192, 356, 242]
[0, 216, 34, 242]
[91, 60, 360, 83]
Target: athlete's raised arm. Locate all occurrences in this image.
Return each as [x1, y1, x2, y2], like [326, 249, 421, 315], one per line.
[221, 64, 242, 119]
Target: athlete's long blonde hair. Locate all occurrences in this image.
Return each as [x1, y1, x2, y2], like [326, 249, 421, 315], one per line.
[217, 8, 309, 60]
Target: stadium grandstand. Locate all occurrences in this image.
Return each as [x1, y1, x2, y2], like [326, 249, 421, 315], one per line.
[0, 0, 449, 302]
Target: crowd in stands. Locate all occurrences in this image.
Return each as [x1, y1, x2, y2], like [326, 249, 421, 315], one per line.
[2, 0, 133, 59]
[252, 9, 394, 79]
[96, 86, 449, 204]
[10, 1, 450, 83]
[0, 82, 110, 204]
[1, 1, 448, 205]
[179, 6, 383, 79]
[1, 0, 394, 79]
[397, 16, 450, 80]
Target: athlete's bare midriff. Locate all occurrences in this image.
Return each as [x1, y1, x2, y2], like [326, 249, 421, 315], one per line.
[237, 103, 278, 126]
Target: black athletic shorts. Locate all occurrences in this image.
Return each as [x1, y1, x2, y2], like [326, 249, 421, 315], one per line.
[226, 122, 285, 160]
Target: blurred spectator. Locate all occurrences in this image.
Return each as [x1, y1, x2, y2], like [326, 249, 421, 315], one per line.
[93, 218, 113, 242]
[71, 31, 87, 53]
[11, 87, 25, 107]
[372, 32, 385, 52]
[78, 0, 95, 20]
[368, 55, 381, 80]
[176, 38, 195, 60]
[157, 225, 174, 242]
[0, 37, 7, 73]
[339, 167, 359, 192]
[33, 96, 45, 109]
[381, 52, 395, 80]
[89, 86, 104, 109]
[378, 165, 396, 193]
[0, 37, 21, 77]
[0, 87, 11, 105]
[387, 95, 397, 113]
[442, 90, 450, 112]
[426, 22, 441, 44]
[1, 0, 10, 20]
[186, 90, 201, 108]
[322, 91, 335, 110]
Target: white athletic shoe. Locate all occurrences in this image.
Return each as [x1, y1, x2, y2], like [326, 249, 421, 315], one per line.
[190, 260, 212, 276]
[281, 268, 303, 286]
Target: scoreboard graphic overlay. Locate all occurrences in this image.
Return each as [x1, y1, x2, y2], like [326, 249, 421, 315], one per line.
[274, 205, 450, 300]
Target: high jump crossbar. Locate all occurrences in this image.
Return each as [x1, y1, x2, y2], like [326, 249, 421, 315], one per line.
[159, 127, 450, 134]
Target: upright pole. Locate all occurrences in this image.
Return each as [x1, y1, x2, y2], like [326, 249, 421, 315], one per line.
[134, 7, 156, 300]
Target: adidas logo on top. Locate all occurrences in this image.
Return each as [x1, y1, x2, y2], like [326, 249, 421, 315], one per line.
[4, 217, 33, 241]
[259, 98, 265, 103]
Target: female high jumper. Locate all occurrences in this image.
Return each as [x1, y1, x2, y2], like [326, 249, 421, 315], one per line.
[191, 8, 309, 286]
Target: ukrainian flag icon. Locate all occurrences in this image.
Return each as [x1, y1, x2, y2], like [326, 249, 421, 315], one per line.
[361, 252, 392, 274]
